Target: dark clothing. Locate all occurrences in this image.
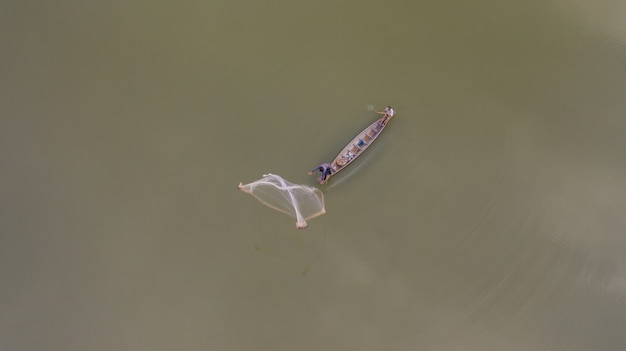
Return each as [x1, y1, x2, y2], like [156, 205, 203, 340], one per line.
[311, 163, 333, 181]
[321, 166, 332, 180]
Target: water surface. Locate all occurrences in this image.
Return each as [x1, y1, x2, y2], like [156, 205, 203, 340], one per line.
[1, 1, 625, 350]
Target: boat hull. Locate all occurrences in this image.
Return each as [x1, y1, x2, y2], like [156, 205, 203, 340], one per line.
[316, 116, 391, 184]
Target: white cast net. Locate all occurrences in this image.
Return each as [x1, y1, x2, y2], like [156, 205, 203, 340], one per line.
[238, 174, 326, 229]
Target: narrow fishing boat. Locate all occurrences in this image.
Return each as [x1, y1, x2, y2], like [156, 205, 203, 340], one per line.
[308, 106, 396, 184]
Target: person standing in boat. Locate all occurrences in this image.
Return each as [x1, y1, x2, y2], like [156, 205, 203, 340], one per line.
[308, 163, 333, 183]
[376, 106, 395, 125]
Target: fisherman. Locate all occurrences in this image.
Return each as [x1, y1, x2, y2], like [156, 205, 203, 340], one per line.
[308, 163, 333, 183]
[376, 105, 395, 125]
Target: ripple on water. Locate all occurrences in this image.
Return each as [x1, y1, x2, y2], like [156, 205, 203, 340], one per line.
[549, 0, 626, 44]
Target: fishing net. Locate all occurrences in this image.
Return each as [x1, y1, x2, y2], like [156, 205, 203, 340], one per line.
[238, 174, 326, 229]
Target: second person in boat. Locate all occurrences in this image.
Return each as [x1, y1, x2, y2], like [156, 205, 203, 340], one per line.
[376, 106, 395, 126]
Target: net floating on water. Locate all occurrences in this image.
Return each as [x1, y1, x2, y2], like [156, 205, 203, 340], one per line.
[238, 173, 326, 229]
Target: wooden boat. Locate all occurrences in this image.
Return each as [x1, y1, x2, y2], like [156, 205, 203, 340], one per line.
[310, 112, 394, 184]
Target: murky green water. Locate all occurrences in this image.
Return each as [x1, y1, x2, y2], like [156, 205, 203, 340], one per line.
[1, 1, 625, 350]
